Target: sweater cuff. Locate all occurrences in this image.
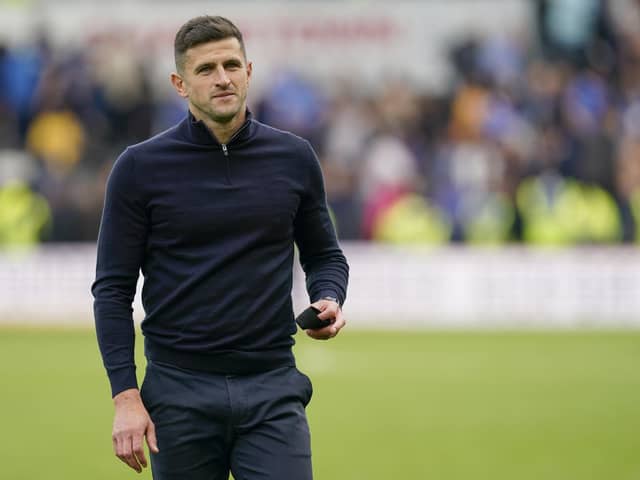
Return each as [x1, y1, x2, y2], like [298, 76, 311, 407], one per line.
[315, 290, 343, 307]
[108, 366, 139, 398]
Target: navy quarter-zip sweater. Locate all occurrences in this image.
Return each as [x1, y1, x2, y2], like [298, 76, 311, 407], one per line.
[92, 111, 349, 397]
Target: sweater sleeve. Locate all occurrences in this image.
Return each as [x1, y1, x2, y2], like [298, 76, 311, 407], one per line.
[293, 141, 349, 306]
[92, 148, 148, 397]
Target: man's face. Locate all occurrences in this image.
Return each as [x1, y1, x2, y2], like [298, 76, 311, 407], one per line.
[172, 37, 252, 125]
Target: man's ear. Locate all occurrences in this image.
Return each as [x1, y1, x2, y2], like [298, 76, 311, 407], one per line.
[246, 61, 253, 86]
[170, 72, 188, 98]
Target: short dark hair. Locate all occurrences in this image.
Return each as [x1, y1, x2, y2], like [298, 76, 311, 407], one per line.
[174, 15, 246, 72]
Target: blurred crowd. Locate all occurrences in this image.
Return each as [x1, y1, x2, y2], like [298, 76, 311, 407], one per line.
[1, 0, 640, 246]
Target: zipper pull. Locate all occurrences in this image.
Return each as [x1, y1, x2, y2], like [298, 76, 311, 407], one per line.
[222, 144, 228, 156]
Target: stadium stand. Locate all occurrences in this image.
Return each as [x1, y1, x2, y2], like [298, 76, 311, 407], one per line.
[0, 0, 639, 245]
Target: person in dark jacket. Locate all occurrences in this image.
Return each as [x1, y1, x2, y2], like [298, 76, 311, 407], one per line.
[92, 15, 349, 480]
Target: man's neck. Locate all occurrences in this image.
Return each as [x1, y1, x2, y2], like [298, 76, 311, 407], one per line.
[191, 108, 246, 145]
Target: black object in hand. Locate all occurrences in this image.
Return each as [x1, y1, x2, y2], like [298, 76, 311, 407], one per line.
[295, 306, 333, 330]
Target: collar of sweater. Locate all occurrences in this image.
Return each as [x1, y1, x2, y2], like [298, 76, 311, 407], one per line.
[181, 109, 255, 146]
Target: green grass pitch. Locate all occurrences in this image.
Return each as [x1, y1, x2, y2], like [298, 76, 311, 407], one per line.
[1, 327, 639, 479]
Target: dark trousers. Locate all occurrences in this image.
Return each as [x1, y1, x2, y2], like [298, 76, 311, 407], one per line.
[140, 360, 314, 480]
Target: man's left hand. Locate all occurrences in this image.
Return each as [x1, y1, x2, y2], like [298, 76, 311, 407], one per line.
[305, 299, 345, 340]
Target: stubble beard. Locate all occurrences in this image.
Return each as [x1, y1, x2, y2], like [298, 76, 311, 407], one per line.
[200, 94, 245, 125]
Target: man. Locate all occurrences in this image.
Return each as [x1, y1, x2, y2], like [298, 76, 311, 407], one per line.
[92, 15, 348, 480]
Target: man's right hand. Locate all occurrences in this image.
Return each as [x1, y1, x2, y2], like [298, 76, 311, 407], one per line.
[112, 388, 159, 473]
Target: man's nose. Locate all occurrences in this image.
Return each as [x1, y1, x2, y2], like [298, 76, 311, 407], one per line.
[214, 66, 231, 87]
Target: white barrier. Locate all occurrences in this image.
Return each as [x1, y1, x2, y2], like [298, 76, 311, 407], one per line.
[335, 245, 640, 328]
[1, 243, 640, 327]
